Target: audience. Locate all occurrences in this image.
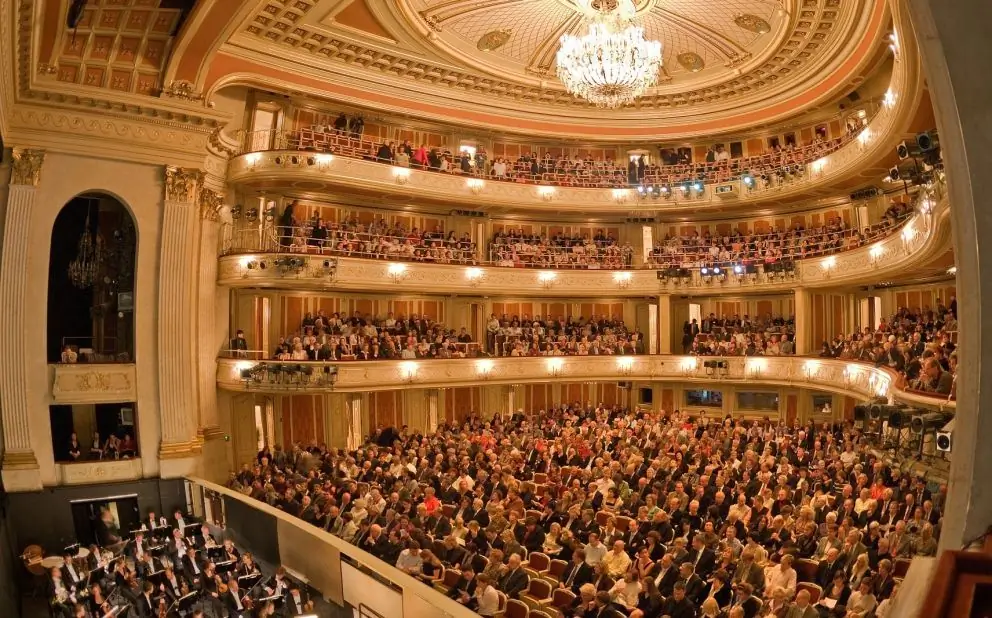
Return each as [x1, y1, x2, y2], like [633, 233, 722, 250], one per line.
[487, 314, 642, 356]
[229, 402, 939, 618]
[490, 229, 634, 269]
[683, 314, 796, 356]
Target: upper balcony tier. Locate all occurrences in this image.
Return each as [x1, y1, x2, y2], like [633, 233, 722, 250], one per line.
[219, 183, 949, 295]
[215, 355, 954, 413]
[226, 44, 922, 215]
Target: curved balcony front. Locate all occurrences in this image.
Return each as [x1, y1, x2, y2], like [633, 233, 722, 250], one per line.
[218, 188, 949, 295]
[216, 355, 954, 412]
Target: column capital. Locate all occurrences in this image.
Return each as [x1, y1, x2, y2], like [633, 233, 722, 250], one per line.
[10, 148, 45, 186]
[164, 166, 204, 204]
[199, 187, 224, 221]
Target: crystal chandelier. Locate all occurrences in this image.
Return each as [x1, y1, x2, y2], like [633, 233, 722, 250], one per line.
[556, 0, 663, 108]
[68, 206, 102, 289]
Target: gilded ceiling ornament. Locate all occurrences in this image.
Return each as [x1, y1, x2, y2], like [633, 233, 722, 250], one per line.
[677, 52, 705, 72]
[199, 188, 224, 221]
[10, 148, 46, 186]
[164, 166, 204, 203]
[477, 29, 513, 52]
[734, 14, 772, 34]
[161, 79, 204, 102]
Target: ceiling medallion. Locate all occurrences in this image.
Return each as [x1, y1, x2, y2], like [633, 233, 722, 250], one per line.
[677, 52, 705, 72]
[477, 29, 513, 52]
[556, 0, 663, 109]
[734, 13, 772, 34]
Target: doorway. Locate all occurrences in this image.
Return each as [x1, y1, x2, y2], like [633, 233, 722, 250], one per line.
[70, 495, 140, 546]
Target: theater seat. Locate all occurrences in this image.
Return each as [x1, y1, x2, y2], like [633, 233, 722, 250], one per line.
[505, 598, 529, 618]
[797, 582, 823, 603]
[795, 558, 818, 583]
[434, 567, 461, 594]
[544, 559, 567, 585]
[520, 578, 553, 613]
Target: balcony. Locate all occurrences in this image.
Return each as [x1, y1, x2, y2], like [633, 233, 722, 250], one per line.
[217, 186, 949, 295]
[215, 355, 954, 411]
[51, 362, 137, 404]
[54, 458, 143, 486]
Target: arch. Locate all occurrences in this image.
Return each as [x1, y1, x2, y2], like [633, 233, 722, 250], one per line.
[47, 192, 137, 364]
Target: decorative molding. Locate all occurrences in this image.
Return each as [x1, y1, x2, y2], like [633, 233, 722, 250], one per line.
[56, 458, 143, 486]
[160, 438, 204, 460]
[9, 148, 45, 186]
[161, 80, 204, 102]
[164, 166, 204, 204]
[199, 187, 224, 221]
[1, 450, 38, 468]
[51, 363, 137, 404]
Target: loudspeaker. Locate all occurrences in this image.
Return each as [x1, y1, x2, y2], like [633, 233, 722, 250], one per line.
[869, 404, 883, 420]
[936, 430, 952, 453]
[887, 410, 905, 428]
[854, 404, 870, 421]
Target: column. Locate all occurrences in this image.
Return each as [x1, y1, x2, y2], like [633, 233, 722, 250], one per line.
[907, 0, 992, 553]
[346, 394, 364, 450]
[657, 294, 672, 354]
[158, 167, 204, 476]
[426, 389, 439, 432]
[196, 188, 224, 440]
[793, 287, 812, 356]
[0, 149, 45, 491]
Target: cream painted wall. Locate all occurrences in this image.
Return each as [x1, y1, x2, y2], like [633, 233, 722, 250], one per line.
[25, 153, 164, 484]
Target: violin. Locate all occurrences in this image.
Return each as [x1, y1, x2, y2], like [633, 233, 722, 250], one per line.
[215, 573, 228, 595]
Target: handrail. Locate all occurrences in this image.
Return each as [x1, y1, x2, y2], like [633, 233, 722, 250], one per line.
[214, 354, 955, 410]
[186, 477, 481, 618]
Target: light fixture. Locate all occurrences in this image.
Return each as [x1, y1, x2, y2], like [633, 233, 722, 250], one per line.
[821, 256, 836, 271]
[616, 356, 634, 376]
[556, 0, 663, 108]
[613, 271, 632, 289]
[68, 201, 103, 289]
[947, 266, 957, 276]
[612, 188, 630, 204]
[392, 167, 411, 184]
[476, 359, 494, 379]
[883, 89, 897, 109]
[387, 263, 408, 283]
[546, 357, 564, 377]
[465, 267, 484, 285]
[245, 152, 261, 167]
[538, 271, 557, 288]
[400, 361, 419, 383]
[902, 223, 917, 243]
[811, 158, 828, 174]
[746, 358, 766, 379]
[869, 244, 884, 265]
[679, 357, 697, 378]
[803, 360, 819, 381]
[315, 153, 333, 169]
[537, 186, 555, 201]
[467, 178, 485, 194]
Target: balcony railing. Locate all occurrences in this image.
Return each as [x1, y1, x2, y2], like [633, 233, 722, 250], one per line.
[214, 354, 955, 410]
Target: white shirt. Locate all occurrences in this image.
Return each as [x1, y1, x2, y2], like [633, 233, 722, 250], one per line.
[476, 584, 500, 616]
[609, 580, 642, 609]
[584, 542, 607, 566]
[764, 565, 796, 596]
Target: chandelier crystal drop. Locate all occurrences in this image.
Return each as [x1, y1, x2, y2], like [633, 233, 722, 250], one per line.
[556, 0, 663, 109]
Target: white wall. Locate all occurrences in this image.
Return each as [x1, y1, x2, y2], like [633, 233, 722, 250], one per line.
[26, 153, 164, 483]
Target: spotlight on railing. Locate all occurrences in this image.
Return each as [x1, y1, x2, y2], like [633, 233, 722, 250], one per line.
[465, 267, 484, 286]
[616, 356, 634, 376]
[400, 361, 419, 383]
[466, 178, 485, 195]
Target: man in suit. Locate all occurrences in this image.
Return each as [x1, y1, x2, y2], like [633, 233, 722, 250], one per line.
[560, 550, 595, 593]
[135, 580, 156, 617]
[730, 582, 762, 618]
[441, 535, 466, 567]
[732, 550, 764, 595]
[497, 553, 529, 600]
[285, 581, 312, 615]
[522, 518, 546, 553]
[224, 577, 249, 618]
[676, 562, 706, 605]
[447, 564, 479, 607]
[653, 554, 679, 597]
[688, 535, 717, 578]
[659, 582, 697, 618]
[816, 548, 844, 589]
[785, 589, 819, 618]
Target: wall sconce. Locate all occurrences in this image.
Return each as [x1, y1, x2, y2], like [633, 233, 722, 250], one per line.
[810, 158, 828, 175]
[612, 188, 630, 204]
[245, 152, 261, 169]
[803, 360, 820, 382]
[400, 361, 419, 383]
[538, 271, 557, 289]
[387, 262, 408, 283]
[315, 153, 333, 170]
[613, 271, 632, 289]
[546, 357, 564, 377]
[746, 358, 766, 379]
[857, 128, 873, 148]
[901, 223, 917, 246]
[476, 359, 494, 380]
[616, 356, 634, 376]
[947, 266, 957, 276]
[821, 256, 836, 275]
[537, 186, 555, 201]
[869, 244, 884, 266]
[679, 357, 697, 378]
[393, 167, 411, 185]
[465, 267, 484, 286]
[466, 178, 485, 195]
[883, 88, 897, 109]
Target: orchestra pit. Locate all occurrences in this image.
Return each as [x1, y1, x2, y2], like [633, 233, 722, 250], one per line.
[0, 1, 990, 618]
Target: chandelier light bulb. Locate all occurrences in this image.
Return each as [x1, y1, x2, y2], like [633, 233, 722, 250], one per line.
[557, 0, 663, 108]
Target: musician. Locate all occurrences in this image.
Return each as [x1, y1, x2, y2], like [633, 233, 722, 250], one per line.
[182, 547, 205, 584]
[161, 566, 185, 603]
[262, 566, 289, 598]
[195, 524, 217, 550]
[169, 528, 190, 564]
[136, 580, 156, 617]
[61, 551, 85, 589]
[174, 509, 190, 531]
[145, 510, 167, 531]
[48, 567, 73, 618]
[285, 581, 313, 615]
[87, 582, 111, 617]
[224, 577, 250, 618]
[238, 552, 260, 577]
[137, 551, 161, 578]
[223, 539, 241, 562]
[255, 599, 277, 617]
[131, 530, 149, 559]
[96, 508, 122, 547]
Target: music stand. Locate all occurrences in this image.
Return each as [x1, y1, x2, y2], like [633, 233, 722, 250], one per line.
[151, 525, 173, 542]
[215, 560, 237, 576]
[206, 546, 225, 562]
[238, 573, 262, 590]
[87, 567, 106, 586]
[258, 593, 284, 610]
[177, 590, 199, 613]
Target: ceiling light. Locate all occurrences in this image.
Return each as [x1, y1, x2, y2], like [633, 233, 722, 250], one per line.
[556, 0, 663, 108]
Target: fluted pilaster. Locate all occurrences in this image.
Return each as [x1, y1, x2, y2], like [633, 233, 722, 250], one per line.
[196, 188, 223, 436]
[346, 394, 364, 450]
[794, 287, 812, 355]
[0, 149, 45, 490]
[157, 166, 204, 466]
[426, 389, 439, 432]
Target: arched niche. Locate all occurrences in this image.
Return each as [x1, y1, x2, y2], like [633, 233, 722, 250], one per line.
[47, 193, 137, 364]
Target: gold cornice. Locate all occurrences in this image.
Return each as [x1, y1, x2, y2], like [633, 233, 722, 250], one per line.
[2, 450, 39, 469]
[159, 439, 204, 459]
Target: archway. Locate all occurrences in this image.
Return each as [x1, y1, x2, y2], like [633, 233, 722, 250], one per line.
[47, 193, 136, 364]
